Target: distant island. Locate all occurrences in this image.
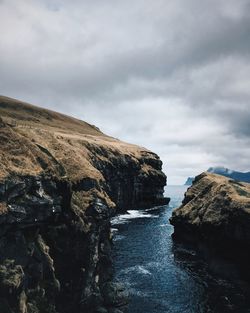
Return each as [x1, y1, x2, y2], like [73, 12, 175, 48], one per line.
[184, 166, 250, 185]
[184, 177, 195, 185]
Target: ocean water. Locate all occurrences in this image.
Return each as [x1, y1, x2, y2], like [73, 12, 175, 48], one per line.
[111, 185, 250, 313]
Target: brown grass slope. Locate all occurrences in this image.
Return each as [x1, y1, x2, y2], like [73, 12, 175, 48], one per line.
[0, 95, 157, 184]
[172, 172, 250, 227]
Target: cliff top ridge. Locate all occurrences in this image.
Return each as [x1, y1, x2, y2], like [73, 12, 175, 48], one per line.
[0, 95, 158, 182]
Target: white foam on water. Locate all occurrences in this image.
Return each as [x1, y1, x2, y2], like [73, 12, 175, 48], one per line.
[145, 206, 158, 212]
[129, 287, 150, 297]
[137, 265, 152, 275]
[127, 210, 158, 218]
[113, 234, 125, 241]
[119, 281, 150, 298]
[146, 261, 161, 268]
[111, 210, 159, 225]
[120, 264, 152, 276]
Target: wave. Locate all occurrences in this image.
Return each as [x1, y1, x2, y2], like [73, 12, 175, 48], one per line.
[117, 280, 150, 298]
[111, 210, 159, 225]
[120, 264, 152, 276]
[145, 205, 165, 212]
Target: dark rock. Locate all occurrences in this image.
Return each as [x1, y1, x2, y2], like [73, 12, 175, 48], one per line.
[0, 170, 156, 312]
[92, 152, 169, 212]
[72, 177, 99, 192]
[95, 307, 109, 313]
[6, 181, 26, 202]
[0, 96, 169, 312]
[0, 298, 15, 313]
[0, 183, 5, 199]
[109, 309, 124, 313]
[102, 282, 129, 307]
[86, 198, 113, 221]
[170, 172, 250, 282]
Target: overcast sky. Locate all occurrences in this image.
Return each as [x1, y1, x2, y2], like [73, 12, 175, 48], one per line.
[1, 0, 250, 184]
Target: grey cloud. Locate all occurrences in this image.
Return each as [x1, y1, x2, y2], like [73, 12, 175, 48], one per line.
[0, 0, 250, 184]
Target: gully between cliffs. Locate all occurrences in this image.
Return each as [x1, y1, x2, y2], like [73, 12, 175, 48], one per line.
[0, 153, 169, 313]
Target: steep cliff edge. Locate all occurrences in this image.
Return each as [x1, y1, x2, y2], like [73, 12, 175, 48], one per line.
[170, 172, 250, 281]
[0, 95, 169, 313]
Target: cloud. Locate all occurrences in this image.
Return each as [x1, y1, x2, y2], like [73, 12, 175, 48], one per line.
[0, 0, 250, 184]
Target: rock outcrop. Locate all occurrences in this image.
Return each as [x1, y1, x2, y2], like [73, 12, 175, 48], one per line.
[170, 172, 250, 281]
[0, 95, 169, 313]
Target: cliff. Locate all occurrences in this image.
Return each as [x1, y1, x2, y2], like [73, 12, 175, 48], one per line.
[0, 95, 169, 313]
[170, 172, 250, 281]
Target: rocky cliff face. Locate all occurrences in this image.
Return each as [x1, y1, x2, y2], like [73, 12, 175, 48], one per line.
[0, 96, 169, 313]
[170, 172, 250, 281]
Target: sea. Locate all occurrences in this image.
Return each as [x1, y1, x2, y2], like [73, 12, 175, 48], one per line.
[111, 185, 250, 313]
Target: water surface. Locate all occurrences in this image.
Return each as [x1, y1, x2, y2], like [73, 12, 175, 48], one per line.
[111, 185, 250, 313]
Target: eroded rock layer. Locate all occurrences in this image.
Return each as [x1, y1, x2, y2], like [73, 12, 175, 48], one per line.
[0, 96, 169, 313]
[170, 172, 250, 281]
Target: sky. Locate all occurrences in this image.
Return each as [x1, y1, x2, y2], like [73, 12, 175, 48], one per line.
[1, 0, 250, 184]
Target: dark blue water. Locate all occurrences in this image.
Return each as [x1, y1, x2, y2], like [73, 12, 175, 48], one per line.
[111, 185, 250, 313]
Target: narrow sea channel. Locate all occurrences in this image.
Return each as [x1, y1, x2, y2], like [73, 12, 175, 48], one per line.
[111, 185, 250, 313]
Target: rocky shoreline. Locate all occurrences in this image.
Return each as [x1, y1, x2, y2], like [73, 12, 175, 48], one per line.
[170, 172, 250, 282]
[0, 96, 169, 313]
